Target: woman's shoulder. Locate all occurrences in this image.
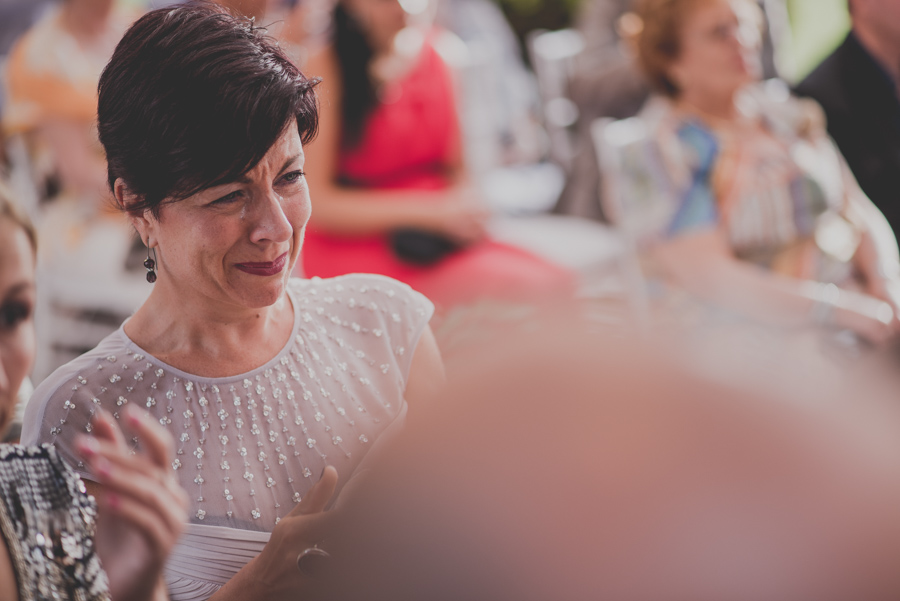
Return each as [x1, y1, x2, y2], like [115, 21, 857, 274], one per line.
[288, 275, 434, 357]
[289, 274, 434, 318]
[22, 328, 129, 443]
[0, 444, 106, 600]
[0, 444, 88, 510]
[741, 80, 828, 140]
[0, 444, 77, 481]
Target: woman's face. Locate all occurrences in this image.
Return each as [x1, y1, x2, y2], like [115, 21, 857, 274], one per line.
[345, 0, 408, 52]
[667, 0, 760, 100]
[0, 218, 36, 434]
[135, 125, 311, 312]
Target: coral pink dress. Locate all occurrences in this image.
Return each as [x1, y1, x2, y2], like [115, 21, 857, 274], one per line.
[301, 41, 571, 309]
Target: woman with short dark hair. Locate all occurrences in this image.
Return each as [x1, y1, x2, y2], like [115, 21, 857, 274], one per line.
[22, 4, 444, 601]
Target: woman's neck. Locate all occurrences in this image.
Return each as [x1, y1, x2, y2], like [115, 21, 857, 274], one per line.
[675, 89, 739, 124]
[124, 281, 295, 378]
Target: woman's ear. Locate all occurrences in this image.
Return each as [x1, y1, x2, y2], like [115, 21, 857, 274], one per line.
[114, 179, 156, 247]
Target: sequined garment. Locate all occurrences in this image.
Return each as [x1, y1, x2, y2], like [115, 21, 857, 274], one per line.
[23, 275, 433, 600]
[0, 444, 109, 601]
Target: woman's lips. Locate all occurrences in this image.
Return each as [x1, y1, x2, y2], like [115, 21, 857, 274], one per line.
[235, 252, 289, 277]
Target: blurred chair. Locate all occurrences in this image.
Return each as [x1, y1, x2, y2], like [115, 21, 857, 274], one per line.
[31, 209, 150, 382]
[2, 133, 43, 222]
[526, 28, 584, 173]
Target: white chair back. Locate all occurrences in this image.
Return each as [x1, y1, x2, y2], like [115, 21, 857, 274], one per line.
[591, 116, 653, 330]
[526, 28, 584, 172]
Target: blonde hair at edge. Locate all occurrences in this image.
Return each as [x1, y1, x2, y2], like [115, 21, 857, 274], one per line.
[631, 0, 763, 97]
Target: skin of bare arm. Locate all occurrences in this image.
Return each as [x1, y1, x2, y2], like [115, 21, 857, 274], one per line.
[651, 228, 894, 343]
[0, 533, 16, 601]
[301, 48, 489, 246]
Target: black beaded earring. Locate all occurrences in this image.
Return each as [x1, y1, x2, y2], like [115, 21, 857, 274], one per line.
[144, 246, 158, 283]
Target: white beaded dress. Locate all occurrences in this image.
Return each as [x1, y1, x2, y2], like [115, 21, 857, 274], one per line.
[22, 274, 434, 601]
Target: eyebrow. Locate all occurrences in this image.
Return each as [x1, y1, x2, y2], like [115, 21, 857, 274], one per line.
[233, 155, 302, 184]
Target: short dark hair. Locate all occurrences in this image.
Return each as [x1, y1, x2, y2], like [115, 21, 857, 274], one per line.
[98, 1, 319, 216]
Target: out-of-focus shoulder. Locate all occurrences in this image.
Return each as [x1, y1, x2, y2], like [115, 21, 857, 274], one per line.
[742, 79, 828, 140]
[22, 328, 129, 446]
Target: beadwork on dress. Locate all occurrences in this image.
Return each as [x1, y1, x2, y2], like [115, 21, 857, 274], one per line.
[25, 275, 433, 533]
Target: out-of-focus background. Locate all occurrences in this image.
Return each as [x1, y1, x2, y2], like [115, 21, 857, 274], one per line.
[0, 0, 878, 391]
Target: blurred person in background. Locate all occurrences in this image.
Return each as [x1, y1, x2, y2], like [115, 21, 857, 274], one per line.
[2, 0, 135, 207]
[0, 183, 187, 601]
[795, 0, 900, 238]
[557, 0, 784, 221]
[0, 0, 54, 149]
[300, 0, 572, 310]
[311, 316, 900, 601]
[556, 0, 650, 221]
[615, 0, 900, 344]
[434, 0, 545, 168]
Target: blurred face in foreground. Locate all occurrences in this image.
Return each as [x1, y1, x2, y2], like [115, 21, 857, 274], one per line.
[0, 217, 35, 434]
[318, 319, 900, 601]
[668, 0, 760, 102]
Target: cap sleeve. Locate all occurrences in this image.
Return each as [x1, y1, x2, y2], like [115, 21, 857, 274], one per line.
[306, 274, 435, 389]
[22, 337, 130, 480]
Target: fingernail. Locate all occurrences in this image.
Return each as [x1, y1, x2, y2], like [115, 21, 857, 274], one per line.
[95, 458, 112, 480]
[106, 492, 120, 510]
[77, 436, 98, 458]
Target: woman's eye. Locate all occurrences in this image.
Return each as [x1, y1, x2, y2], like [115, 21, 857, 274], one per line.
[280, 170, 306, 185]
[0, 302, 32, 330]
[212, 190, 242, 205]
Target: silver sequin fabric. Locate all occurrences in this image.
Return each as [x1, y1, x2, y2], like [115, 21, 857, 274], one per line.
[23, 275, 434, 533]
[0, 444, 109, 601]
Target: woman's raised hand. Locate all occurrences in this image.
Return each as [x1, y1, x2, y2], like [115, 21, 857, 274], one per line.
[243, 466, 340, 600]
[77, 406, 188, 601]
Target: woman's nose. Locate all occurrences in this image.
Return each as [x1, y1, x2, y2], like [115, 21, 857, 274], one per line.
[250, 190, 293, 244]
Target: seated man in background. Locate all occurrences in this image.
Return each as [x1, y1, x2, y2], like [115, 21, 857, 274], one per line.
[795, 0, 900, 237]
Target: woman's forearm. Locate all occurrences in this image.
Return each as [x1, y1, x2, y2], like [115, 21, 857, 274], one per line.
[652, 231, 892, 332]
[204, 555, 281, 601]
[308, 186, 446, 235]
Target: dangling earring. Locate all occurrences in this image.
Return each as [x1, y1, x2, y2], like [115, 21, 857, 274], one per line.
[144, 246, 158, 283]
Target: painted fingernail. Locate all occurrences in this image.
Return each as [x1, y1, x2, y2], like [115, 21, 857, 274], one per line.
[95, 458, 112, 480]
[106, 493, 120, 510]
[77, 436, 98, 457]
